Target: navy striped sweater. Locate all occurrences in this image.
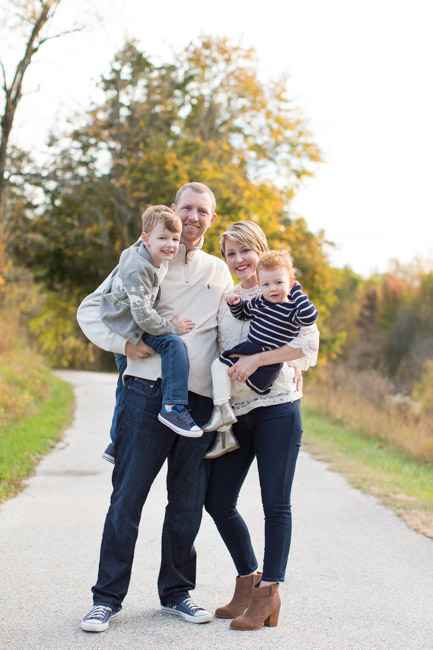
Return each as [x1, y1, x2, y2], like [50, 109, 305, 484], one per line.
[228, 284, 319, 350]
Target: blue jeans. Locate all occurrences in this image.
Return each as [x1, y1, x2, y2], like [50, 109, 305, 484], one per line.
[92, 376, 215, 609]
[109, 334, 188, 443]
[205, 401, 303, 583]
[110, 353, 127, 442]
[141, 333, 189, 405]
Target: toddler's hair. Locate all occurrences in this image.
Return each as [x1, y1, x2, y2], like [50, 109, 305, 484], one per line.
[257, 250, 293, 279]
[141, 205, 182, 234]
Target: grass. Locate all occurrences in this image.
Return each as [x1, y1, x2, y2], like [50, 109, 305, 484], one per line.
[0, 374, 74, 502]
[302, 404, 433, 539]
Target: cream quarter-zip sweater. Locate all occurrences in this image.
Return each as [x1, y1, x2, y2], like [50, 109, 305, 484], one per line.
[77, 239, 233, 398]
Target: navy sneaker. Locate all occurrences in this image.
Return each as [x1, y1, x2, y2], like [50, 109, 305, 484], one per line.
[101, 442, 115, 464]
[80, 605, 121, 632]
[158, 406, 203, 438]
[161, 597, 212, 623]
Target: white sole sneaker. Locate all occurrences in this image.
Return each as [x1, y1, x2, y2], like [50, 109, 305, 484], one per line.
[80, 607, 120, 632]
[161, 603, 212, 623]
[158, 413, 203, 437]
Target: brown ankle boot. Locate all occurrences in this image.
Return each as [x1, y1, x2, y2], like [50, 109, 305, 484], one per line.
[230, 582, 281, 630]
[215, 572, 262, 619]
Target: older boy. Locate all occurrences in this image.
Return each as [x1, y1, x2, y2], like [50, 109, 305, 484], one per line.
[100, 204, 201, 442]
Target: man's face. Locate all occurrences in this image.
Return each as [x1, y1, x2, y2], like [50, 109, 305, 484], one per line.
[172, 188, 216, 250]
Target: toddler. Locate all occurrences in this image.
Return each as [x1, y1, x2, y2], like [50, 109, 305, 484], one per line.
[203, 250, 318, 456]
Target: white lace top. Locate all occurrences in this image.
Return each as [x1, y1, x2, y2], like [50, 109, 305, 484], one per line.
[217, 283, 320, 417]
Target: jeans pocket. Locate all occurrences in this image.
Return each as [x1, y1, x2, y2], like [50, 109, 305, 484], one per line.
[126, 377, 162, 398]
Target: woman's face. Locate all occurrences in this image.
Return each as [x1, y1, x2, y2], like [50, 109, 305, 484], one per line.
[223, 239, 260, 283]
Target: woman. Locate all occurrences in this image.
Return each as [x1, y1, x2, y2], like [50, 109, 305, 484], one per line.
[205, 221, 319, 631]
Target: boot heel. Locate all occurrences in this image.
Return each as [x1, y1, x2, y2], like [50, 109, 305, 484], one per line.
[264, 609, 280, 627]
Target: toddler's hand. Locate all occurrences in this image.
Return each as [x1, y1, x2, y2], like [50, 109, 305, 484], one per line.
[225, 293, 240, 305]
[173, 314, 195, 335]
[289, 277, 299, 290]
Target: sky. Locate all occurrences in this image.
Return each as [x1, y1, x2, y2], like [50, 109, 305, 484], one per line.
[4, 0, 433, 277]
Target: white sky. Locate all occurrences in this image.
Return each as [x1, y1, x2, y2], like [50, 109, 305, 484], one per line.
[5, 0, 433, 276]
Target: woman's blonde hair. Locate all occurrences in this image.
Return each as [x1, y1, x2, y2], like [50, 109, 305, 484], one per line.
[219, 221, 268, 259]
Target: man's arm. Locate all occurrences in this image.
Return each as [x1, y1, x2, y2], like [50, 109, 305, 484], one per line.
[77, 272, 129, 354]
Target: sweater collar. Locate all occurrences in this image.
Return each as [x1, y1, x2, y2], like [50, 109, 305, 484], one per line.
[175, 237, 205, 263]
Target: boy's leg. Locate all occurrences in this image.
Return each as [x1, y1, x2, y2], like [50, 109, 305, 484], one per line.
[141, 333, 188, 405]
[142, 333, 202, 437]
[210, 358, 232, 405]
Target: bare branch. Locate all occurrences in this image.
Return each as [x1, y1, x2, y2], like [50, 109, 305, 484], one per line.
[38, 26, 81, 47]
[0, 60, 7, 92]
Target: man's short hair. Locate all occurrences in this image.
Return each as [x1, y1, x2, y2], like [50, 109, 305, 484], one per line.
[141, 205, 182, 234]
[257, 250, 293, 279]
[174, 182, 216, 214]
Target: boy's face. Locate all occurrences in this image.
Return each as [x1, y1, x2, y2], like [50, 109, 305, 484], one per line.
[258, 267, 291, 304]
[142, 222, 181, 267]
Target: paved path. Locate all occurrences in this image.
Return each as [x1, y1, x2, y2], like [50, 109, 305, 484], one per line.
[1, 371, 432, 650]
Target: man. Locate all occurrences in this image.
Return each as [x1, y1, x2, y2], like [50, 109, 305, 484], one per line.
[77, 182, 233, 632]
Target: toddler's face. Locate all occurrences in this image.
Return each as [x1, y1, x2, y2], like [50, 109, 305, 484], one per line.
[142, 223, 180, 267]
[258, 267, 291, 303]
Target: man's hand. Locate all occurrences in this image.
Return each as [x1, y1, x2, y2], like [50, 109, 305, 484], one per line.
[125, 340, 156, 360]
[172, 314, 195, 335]
[225, 293, 240, 306]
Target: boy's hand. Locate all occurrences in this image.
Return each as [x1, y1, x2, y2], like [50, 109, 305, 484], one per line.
[289, 277, 299, 290]
[173, 314, 195, 335]
[225, 293, 240, 305]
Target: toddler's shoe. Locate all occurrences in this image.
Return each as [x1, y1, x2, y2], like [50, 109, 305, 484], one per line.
[202, 402, 237, 432]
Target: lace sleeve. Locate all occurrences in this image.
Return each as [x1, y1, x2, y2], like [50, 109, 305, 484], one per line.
[287, 323, 320, 370]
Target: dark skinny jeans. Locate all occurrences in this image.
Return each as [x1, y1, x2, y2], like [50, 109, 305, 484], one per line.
[205, 400, 303, 583]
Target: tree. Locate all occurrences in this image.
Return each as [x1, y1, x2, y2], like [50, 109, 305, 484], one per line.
[9, 37, 343, 365]
[0, 1, 72, 222]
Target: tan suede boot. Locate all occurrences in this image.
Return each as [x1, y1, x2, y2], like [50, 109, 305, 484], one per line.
[230, 582, 281, 630]
[215, 572, 262, 619]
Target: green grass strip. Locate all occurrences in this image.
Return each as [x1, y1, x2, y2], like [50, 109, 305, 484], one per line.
[0, 375, 74, 502]
[302, 405, 433, 518]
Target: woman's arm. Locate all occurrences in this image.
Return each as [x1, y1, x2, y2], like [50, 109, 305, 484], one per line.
[227, 345, 305, 381]
[227, 323, 320, 382]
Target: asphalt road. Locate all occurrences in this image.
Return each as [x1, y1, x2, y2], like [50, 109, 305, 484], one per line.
[1, 370, 432, 650]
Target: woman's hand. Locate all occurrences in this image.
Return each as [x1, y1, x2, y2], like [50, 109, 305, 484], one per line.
[227, 353, 261, 383]
[293, 366, 303, 392]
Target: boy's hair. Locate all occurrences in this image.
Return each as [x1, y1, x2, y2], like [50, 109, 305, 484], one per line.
[257, 250, 293, 279]
[141, 205, 182, 234]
